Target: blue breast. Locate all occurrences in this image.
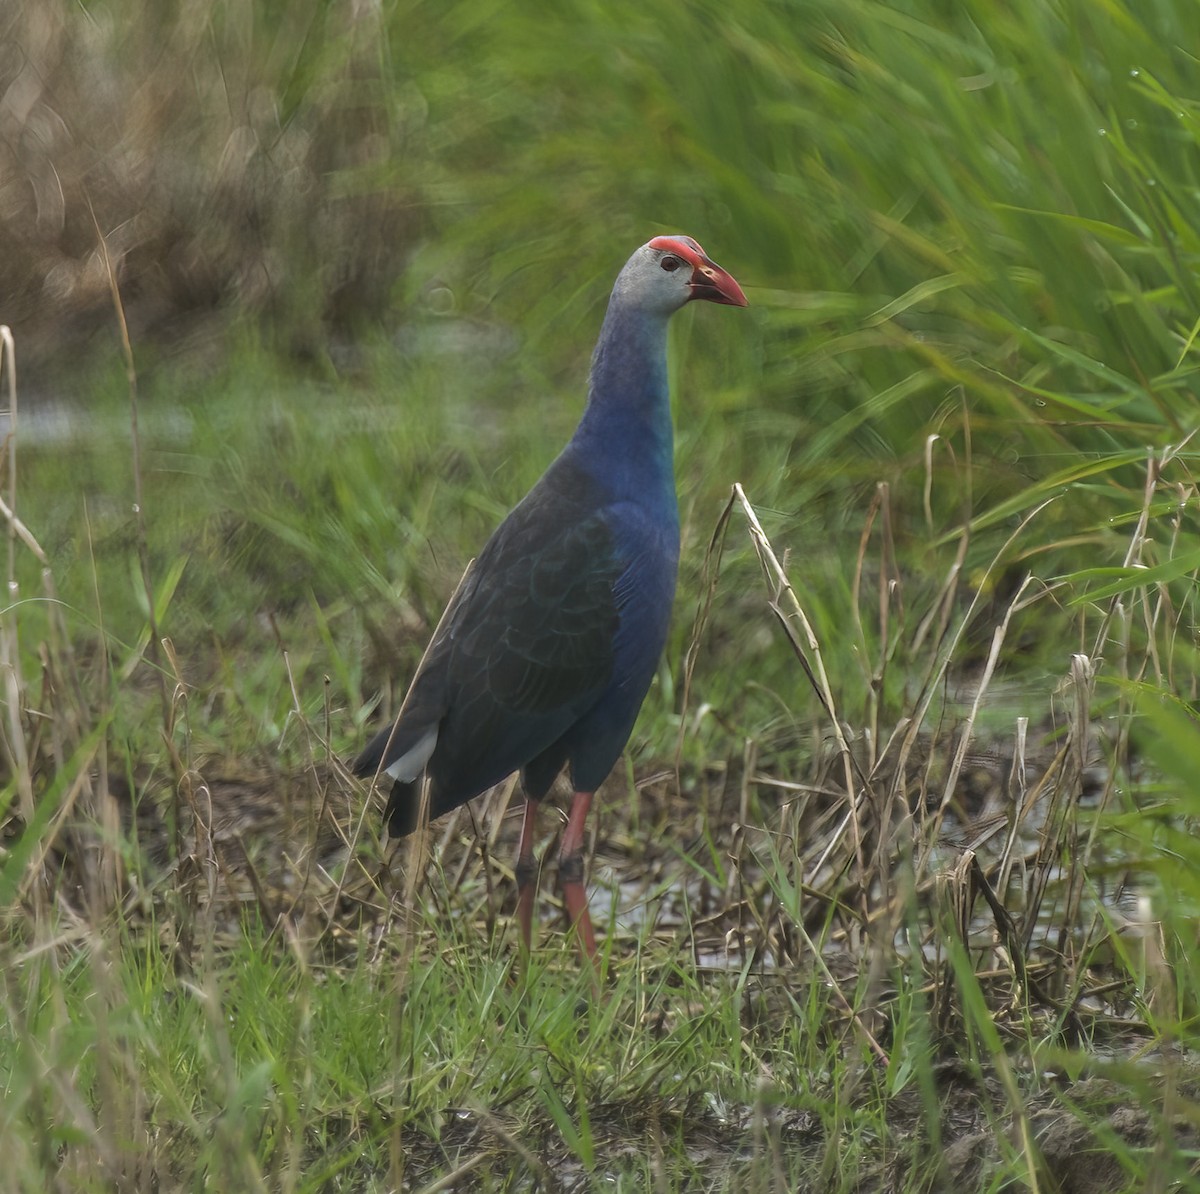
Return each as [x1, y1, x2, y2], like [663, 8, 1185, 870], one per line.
[556, 303, 680, 789]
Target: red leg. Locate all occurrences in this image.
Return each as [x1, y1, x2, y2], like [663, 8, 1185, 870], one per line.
[558, 790, 598, 966]
[515, 797, 540, 954]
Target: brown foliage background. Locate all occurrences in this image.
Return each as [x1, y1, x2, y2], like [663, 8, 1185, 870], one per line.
[0, 2, 426, 369]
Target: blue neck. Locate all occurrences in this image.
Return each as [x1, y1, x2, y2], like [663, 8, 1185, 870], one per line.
[569, 299, 677, 506]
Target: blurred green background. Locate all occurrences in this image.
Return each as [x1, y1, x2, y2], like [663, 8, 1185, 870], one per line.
[5, 0, 1198, 761]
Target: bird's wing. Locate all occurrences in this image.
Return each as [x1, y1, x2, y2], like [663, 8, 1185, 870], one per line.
[357, 478, 624, 801]
[450, 498, 620, 714]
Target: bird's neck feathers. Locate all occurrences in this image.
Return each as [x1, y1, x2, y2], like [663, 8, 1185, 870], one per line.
[571, 297, 676, 494]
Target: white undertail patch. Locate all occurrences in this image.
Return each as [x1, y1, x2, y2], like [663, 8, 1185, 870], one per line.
[384, 726, 438, 783]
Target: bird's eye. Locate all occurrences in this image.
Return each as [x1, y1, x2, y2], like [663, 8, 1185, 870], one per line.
[660, 256, 682, 272]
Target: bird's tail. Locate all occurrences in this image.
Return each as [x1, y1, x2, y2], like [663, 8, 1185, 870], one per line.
[352, 719, 441, 838]
[381, 779, 423, 837]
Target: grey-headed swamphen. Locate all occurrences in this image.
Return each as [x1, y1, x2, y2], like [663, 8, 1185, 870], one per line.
[354, 236, 747, 966]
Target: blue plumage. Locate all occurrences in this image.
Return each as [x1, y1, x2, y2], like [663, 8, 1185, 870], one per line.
[354, 235, 746, 963]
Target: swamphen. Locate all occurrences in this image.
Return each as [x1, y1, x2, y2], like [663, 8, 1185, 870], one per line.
[355, 235, 747, 964]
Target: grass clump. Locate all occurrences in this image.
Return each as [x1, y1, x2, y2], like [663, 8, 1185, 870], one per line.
[4, 0, 1200, 1190]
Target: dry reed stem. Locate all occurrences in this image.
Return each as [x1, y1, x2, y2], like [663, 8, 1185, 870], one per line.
[0, 324, 37, 833]
[910, 407, 971, 663]
[0, 496, 49, 565]
[721, 485, 895, 1061]
[892, 496, 1059, 894]
[90, 203, 168, 714]
[916, 574, 1039, 872]
[266, 614, 370, 944]
[731, 484, 871, 908]
[159, 635, 220, 963]
[1083, 440, 1192, 665]
[2, 324, 14, 578]
[350, 545, 488, 1180]
[677, 487, 735, 778]
[0, 327, 111, 923]
[1010, 447, 1186, 988]
[346, 557, 479, 1189]
[850, 483, 889, 766]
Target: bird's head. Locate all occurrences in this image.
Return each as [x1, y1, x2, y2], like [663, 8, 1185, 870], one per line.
[615, 235, 748, 314]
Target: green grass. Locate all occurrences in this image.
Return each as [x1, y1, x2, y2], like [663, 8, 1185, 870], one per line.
[5, 0, 1200, 1189]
